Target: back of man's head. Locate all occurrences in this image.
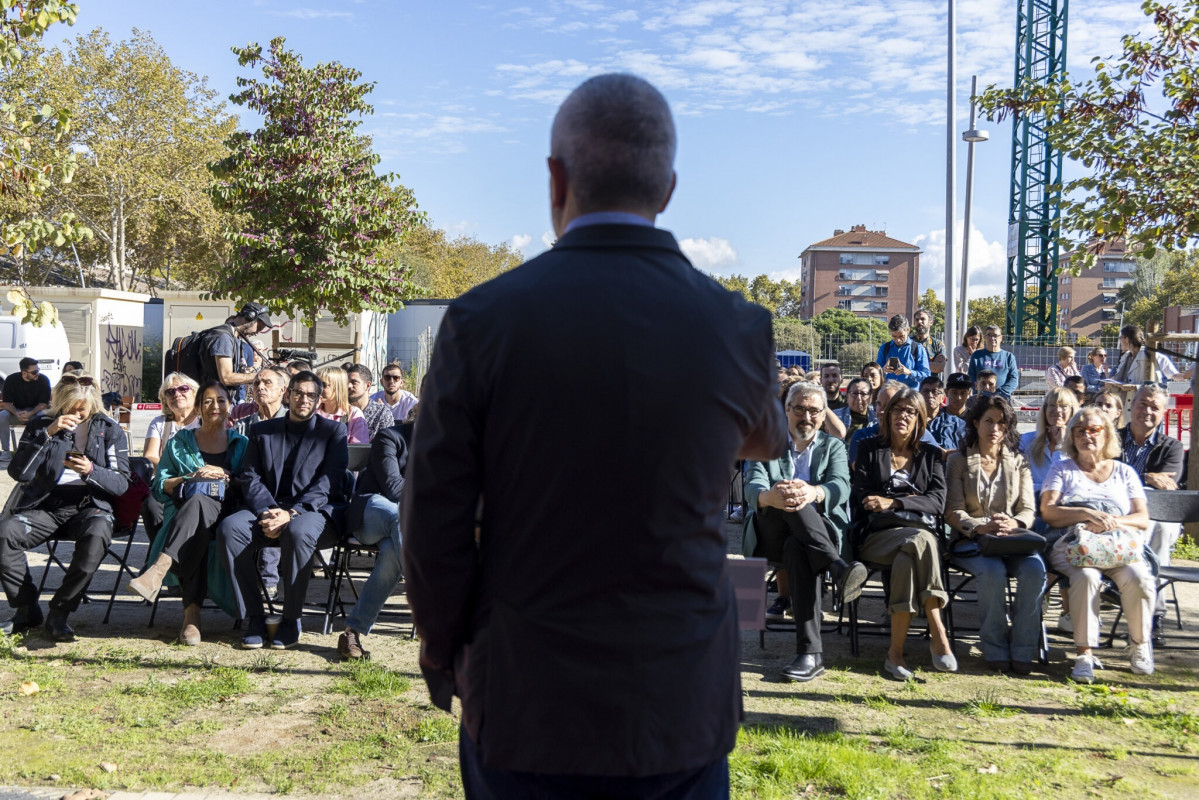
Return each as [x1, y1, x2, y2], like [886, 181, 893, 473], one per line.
[551, 74, 676, 216]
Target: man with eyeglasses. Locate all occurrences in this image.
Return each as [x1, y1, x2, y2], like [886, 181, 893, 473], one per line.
[967, 325, 1019, 400]
[217, 370, 348, 650]
[0, 358, 52, 463]
[744, 382, 865, 682]
[920, 376, 965, 451]
[370, 362, 418, 422]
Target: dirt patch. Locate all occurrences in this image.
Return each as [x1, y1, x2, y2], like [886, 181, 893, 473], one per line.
[208, 712, 314, 756]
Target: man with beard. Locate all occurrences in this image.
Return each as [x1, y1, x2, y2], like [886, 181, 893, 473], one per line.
[743, 381, 865, 682]
[820, 363, 845, 411]
[346, 364, 393, 441]
[911, 308, 946, 375]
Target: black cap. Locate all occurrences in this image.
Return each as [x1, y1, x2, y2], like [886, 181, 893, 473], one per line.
[946, 372, 971, 389]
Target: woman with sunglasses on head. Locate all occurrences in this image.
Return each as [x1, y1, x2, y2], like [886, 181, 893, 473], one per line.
[1042, 407, 1154, 682]
[140, 373, 201, 544]
[129, 381, 247, 644]
[851, 387, 955, 679]
[1080, 347, 1109, 396]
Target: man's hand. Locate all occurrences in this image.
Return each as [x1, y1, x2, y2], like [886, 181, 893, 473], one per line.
[63, 453, 92, 477]
[258, 508, 291, 539]
[1144, 473, 1178, 491]
[15, 410, 30, 423]
[47, 413, 82, 436]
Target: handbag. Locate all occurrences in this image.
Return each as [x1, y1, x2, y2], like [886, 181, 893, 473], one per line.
[866, 509, 933, 534]
[1061, 525, 1141, 568]
[177, 478, 227, 503]
[977, 530, 1045, 557]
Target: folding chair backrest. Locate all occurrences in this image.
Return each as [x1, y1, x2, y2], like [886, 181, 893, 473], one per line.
[347, 444, 371, 472]
[1145, 490, 1199, 525]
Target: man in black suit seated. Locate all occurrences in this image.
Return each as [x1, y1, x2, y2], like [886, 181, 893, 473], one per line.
[403, 73, 786, 799]
[217, 370, 348, 650]
[1118, 383, 1185, 646]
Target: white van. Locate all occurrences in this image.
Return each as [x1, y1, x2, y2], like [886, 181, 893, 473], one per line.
[0, 315, 71, 385]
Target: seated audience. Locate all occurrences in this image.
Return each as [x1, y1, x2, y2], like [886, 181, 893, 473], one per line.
[1043, 407, 1154, 682]
[1091, 388, 1124, 427]
[920, 375, 965, 451]
[1080, 347, 1109, 395]
[851, 388, 955, 678]
[945, 372, 972, 419]
[876, 314, 930, 389]
[142, 372, 202, 544]
[229, 366, 289, 435]
[1019, 387, 1080, 494]
[315, 365, 369, 444]
[1118, 384, 1184, 647]
[953, 326, 981, 375]
[946, 396, 1045, 674]
[1046, 346, 1080, 389]
[0, 379, 129, 640]
[820, 363, 845, 411]
[743, 382, 865, 682]
[346, 364, 393, 441]
[371, 362, 419, 422]
[0, 357, 52, 463]
[860, 362, 884, 404]
[832, 377, 875, 440]
[1063, 375, 1087, 406]
[217, 371, 348, 650]
[968, 325, 1019, 399]
[787, 366, 802, 378]
[129, 382, 248, 644]
[848, 382, 940, 465]
[338, 421, 409, 660]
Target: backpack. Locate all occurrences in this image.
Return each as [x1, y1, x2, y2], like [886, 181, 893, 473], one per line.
[164, 325, 237, 385]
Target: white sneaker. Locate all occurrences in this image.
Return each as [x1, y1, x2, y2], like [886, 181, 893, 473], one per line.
[1072, 653, 1096, 684]
[0, 452, 10, 463]
[1129, 643, 1155, 676]
[1057, 612, 1073, 634]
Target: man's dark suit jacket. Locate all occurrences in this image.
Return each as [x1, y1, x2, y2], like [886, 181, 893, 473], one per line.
[1118, 426, 1185, 484]
[237, 415, 348, 517]
[402, 223, 785, 777]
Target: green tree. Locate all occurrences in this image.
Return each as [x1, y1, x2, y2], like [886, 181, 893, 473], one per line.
[209, 37, 423, 343]
[918, 288, 945, 332]
[0, 0, 90, 323]
[36, 28, 238, 291]
[1119, 249, 1192, 331]
[836, 341, 876, 374]
[712, 273, 802, 318]
[772, 318, 819, 353]
[397, 223, 524, 298]
[979, 0, 1199, 271]
[809, 308, 889, 343]
[966, 295, 1006, 332]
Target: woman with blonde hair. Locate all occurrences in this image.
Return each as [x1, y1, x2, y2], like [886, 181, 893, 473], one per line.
[1090, 388, 1124, 427]
[143, 373, 201, 465]
[1043, 407, 1154, 682]
[1045, 347, 1079, 389]
[1080, 347, 1109, 395]
[315, 365, 369, 444]
[0, 379, 129, 640]
[1019, 388, 1080, 494]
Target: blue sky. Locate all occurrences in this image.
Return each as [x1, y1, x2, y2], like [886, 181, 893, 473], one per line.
[78, 0, 1150, 301]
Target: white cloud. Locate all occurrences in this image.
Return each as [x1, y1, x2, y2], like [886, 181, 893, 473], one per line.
[270, 8, 353, 20]
[914, 222, 1008, 301]
[680, 236, 738, 271]
[541, 230, 557, 248]
[511, 233, 533, 251]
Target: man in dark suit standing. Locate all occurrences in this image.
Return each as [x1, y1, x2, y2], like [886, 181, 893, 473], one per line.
[403, 74, 786, 799]
[217, 370, 348, 650]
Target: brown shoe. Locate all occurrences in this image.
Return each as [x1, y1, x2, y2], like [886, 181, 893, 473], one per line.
[178, 604, 201, 646]
[128, 554, 172, 603]
[337, 628, 368, 660]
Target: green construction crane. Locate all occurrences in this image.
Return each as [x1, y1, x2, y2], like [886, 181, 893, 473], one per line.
[1005, 0, 1068, 343]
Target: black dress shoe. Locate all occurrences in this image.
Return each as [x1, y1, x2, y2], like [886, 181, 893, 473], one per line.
[837, 561, 868, 604]
[1011, 661, 1034, 676]
[782, 653, 825, 682]
[984, 659, 1011, 673]
[0, 604, 43, 636]
[43, 611, 75, 642]
[1151, 615, 1166, 648]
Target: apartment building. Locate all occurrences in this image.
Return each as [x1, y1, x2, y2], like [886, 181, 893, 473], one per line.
[1057, 240, 1136, 339]
[798, 225, 921, 321]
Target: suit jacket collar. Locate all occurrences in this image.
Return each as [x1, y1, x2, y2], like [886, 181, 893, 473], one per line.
[552, 224, 685, 257]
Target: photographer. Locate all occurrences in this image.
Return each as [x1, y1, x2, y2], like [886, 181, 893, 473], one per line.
[203, 302, 274, 392]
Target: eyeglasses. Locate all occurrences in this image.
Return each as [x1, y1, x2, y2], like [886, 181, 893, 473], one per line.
[785, 405, 823, 418]
[163, 385, 192, 398]
[290, 389, 320, 402]
[922, 389, 945, 397]
[891, 406, 919, 419]
[59, 375, 94, 386]
[1073, 424, 1105, 437]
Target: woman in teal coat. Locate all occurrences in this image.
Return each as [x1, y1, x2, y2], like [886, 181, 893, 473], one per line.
[128, 381, 247, 643]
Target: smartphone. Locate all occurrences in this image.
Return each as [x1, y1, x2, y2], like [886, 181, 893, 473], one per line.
[65, 450, 85, 459]
[887, 357, 900, 370]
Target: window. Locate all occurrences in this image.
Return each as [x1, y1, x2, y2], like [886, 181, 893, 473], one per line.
[838, 252, 888, 266]
[1103, 260, 1131, 273]
[1060, 275, 1071, 285]
[1102, 308, 1118, 320]
[1102, 293, 1117, 303]
[1102, 277, 1133, 288]
[873, 254, 890, 265]
[837, 284, 888, 297]
[1060, 292, 1069, 301]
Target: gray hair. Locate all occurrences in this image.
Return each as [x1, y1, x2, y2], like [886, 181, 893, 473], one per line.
[550, 74, 676, 214]
[1134, 383, 1170, 405]
[888, 314, 910, 333]
[786, 380, 825, 409]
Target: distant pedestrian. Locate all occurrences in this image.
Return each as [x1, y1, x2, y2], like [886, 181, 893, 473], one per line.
[967, 326, 1019, 400]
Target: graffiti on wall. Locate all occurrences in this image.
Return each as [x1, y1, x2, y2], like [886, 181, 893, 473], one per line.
[102, 323, 142, 400]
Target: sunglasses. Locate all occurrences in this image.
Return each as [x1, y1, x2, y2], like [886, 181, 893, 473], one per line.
[163, 385, 193, 398]
[59, 375, 94, 386]
[22, 370, 39, 377]
[1073, 424, 1105, 437]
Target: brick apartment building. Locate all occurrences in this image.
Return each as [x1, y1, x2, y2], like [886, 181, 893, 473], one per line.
[1057, 240, 1137, 340]
[798, 225, 921, 321]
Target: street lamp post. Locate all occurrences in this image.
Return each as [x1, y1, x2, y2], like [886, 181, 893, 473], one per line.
[959, 75, 988, 339]
[944, 0, 957, 362]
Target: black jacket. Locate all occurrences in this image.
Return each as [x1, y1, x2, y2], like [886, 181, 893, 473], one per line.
[1118, 426, 1185, 485]
[346, 423, 407, 532]
[236, 414, 348, 517]
[7, 412, 129, 512]
[850, 436, 947, 547]
[402, 223, 785, 777]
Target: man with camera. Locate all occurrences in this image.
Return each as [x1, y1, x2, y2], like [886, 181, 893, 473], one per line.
[203, 303, 274, 393]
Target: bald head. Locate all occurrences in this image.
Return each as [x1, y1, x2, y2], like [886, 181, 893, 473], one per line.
[549, 74, 677, 232]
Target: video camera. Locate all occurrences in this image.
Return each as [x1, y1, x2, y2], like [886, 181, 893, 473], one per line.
[271, 348, 318, 363]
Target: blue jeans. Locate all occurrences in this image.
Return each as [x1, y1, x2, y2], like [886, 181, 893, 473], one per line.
[953, 552, 1046, 663]
[345, 494, 401, 634]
